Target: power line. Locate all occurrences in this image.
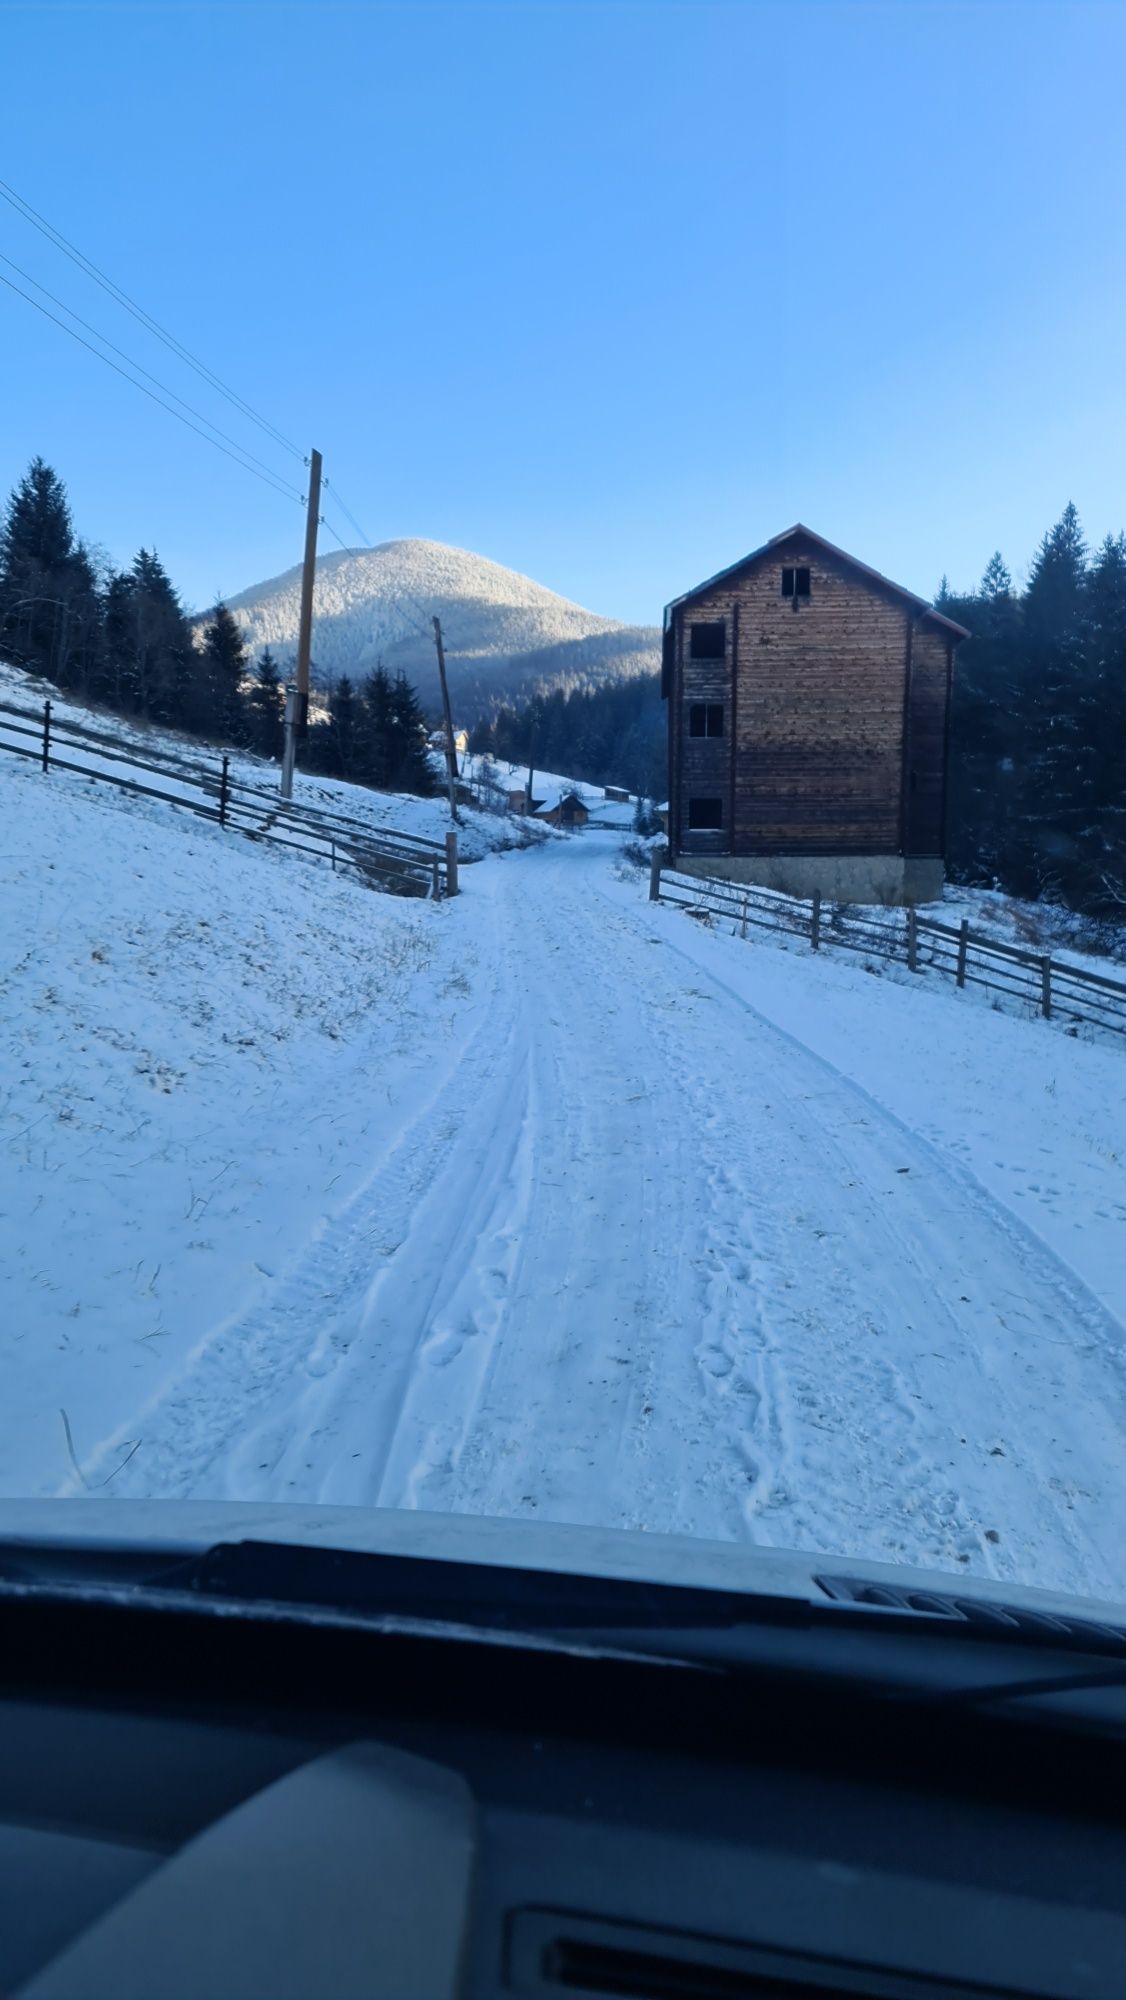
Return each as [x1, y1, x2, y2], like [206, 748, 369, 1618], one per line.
[0, 267, 306, 510]
[322, 478, 373, 547]
[0, 174, 305, 463]
[0, 250, 305, 502]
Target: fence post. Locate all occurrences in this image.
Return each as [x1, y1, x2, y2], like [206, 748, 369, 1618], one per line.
[445, 830, 459, 897]
[956, 918, 969, 989]
[907, 906, 918, 973]
[432, 857, 441, 901]
[42, 699, 51, 773]
[810, 889, 821, 952]
[740, 892, 749, 941]
[1041, 955, 1052, 1020]
[649, 852, 662, 902]
[218, 754, 230, 828]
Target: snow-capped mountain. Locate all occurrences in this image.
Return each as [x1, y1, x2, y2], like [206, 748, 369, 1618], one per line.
[221, 539, 660, 717]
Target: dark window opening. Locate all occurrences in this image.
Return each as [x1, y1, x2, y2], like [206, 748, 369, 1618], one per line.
[689, 621, 725, 659]
[687, 796, 724, 830]
[781, 566, 811, 598]
[688, 703, 724, 738]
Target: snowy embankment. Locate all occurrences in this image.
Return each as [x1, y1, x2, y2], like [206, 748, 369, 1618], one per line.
[0, 662, 523, 863]
[2, 736, 1125, 1604]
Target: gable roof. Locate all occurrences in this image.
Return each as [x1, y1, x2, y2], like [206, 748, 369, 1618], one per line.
[534, 790, 589, 817]
[664, 524, 971, 640]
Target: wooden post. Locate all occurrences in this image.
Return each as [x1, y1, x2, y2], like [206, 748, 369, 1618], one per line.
[811, 889, 821, 952]
[432, 617, 462, 825]
[445, 829, 459, 897]
[956, 918, 969, 989]
[42, 698, 51, 773]
[218, 755, 230, 827]
[431, 858, 441, 900]
[741, 892, 749, 940]
[1041, 955, 1052, 1019]
[907, 906, 918, 973]
[295, 447, 322, 738]
[649, 852, 662, 902]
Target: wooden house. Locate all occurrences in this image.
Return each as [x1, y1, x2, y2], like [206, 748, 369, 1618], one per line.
[662, 526, 969, 904]
[534, 791, 590, 831]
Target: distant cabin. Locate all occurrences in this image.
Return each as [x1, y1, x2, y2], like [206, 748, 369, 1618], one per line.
[507, 785, 543, 815]
[604, 785, 631, 804]
[662, 526, 969, 905]
[534, 792, 589, 831]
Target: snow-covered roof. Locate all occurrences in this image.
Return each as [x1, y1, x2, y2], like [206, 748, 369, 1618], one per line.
[534, 791, 588, 817]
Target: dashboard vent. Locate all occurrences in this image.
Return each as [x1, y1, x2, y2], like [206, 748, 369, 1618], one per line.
[813, 1574, 1126, 1651]
[507, 1913, 1007, 2000]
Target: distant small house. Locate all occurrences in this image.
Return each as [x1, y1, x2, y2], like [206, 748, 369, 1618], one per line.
[506, 786, 543, 815]
[534, 791, 589, 831]
[604, 785, 630, 804]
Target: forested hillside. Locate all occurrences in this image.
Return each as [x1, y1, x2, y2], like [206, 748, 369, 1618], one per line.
[944, 504, 1125, 917]
[471, 674, 666, 804]
[0, 458, 434, 796]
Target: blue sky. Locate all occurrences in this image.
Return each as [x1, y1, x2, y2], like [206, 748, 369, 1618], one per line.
[2, 0, 1125, 623]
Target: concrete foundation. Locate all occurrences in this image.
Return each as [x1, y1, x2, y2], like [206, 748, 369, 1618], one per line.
[669, 851, 944, 907]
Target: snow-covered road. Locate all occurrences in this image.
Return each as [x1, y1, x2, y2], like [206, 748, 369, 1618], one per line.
[79, 831, 1126, 1598]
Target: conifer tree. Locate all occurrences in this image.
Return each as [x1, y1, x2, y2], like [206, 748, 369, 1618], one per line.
[199, 602, 249, 743]
[388, 669, 435, 794]
[248, 647, 285, 759]
[329, 674, 358, 776]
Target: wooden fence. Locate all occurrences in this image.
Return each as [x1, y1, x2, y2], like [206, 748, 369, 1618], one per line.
[649, 859, 1126, 1044]
[0, 696, 457, 899]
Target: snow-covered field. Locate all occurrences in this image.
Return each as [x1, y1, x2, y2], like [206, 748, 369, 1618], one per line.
[0, 662, 525, 863]
[3, 737, 1126, 1604]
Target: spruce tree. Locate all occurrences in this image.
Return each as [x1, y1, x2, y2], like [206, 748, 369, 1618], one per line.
[357, 664, 394, 788]
[329, 675, 358, 776]
[387, 670, 435, 795]
[130, 549, 197, 725]
[101, 569, 136, 710]
[199, 602, 249, 744]
[0, 458, 98, 686]
[248, 647, 285, 760]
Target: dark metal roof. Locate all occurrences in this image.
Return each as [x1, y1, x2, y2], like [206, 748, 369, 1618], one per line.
[664, 524, 971, 641]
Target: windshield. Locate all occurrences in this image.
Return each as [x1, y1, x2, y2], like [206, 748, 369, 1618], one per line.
[1, 0, 1124, 1619]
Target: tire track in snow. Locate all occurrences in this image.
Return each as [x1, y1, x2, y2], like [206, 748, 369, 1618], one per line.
[69, 909, 520, 1500]
[586, 868, 1126, 1589]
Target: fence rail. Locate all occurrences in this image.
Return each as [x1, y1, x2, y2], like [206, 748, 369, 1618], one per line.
[649, 858, 1126, 1044]
[0, 697, 457, 899]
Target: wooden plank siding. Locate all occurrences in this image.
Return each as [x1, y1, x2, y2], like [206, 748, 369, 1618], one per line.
[902, 620, 952, 856]
[671, 539, 952, 856]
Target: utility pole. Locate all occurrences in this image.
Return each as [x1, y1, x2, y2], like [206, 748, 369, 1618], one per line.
[280, 684, 298, 801]
[294, 448, 322, 739]
[432, 615, 462, 824]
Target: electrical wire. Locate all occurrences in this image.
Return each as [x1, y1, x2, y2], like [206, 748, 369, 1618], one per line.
[322, 478, 373, 548]
[0, 267, 306, 510]
[0, 250, 306, 502]
[0, 174, 305, 462]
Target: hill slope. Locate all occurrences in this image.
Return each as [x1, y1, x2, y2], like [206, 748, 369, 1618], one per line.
[222, 539, 660, 718]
